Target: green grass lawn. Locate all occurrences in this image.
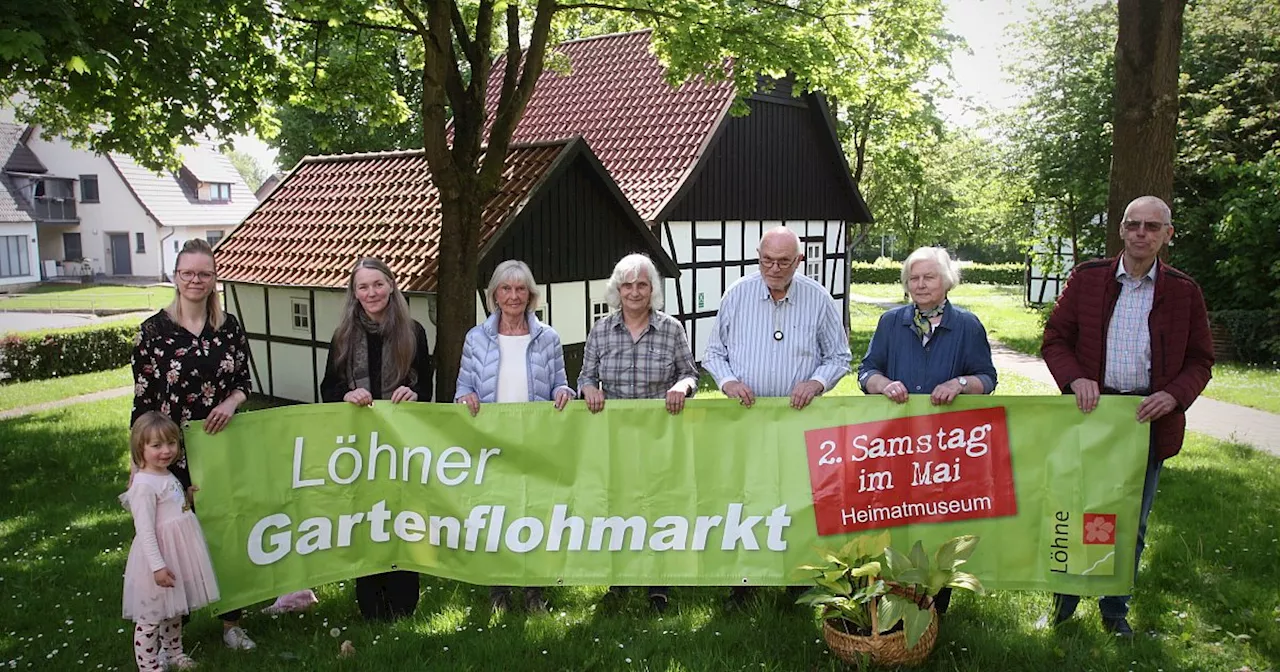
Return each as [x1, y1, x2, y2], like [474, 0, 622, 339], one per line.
[0, 284, 171, 312]
[2, 398, 1277, 671]
[1204, 362, 1280, 415]
[0, 365, 132, 412]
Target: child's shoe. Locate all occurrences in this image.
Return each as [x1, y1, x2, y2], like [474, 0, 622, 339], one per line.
[164, 653, 198, 670]
[222, 626, 257, 650]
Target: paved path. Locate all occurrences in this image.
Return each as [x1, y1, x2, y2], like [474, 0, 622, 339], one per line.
[850, 293, 1280, 458]
[0, 310, 152, 333]
[0, 386, 133, 421]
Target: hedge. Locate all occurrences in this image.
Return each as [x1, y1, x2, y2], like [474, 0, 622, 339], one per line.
[0, 322, 137, 383]
[851, 260, 1024, 285]
[1209, 309, 1279, 366]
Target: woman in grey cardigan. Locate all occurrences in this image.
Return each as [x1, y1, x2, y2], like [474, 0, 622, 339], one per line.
[455, 259, 574, 613]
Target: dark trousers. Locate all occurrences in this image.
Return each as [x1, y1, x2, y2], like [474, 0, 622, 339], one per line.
[356, 571, 420, 621]
[1054, 436, 1163, 620]
[170, 461, 242, 623]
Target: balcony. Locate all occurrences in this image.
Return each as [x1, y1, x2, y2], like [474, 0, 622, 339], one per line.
[33, 197, 78, 223]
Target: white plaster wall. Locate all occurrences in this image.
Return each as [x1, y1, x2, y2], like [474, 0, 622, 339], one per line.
[0, 221, 39, 286]
[23, 130, 159, 277]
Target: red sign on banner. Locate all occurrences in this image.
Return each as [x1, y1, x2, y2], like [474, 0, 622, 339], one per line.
[804, 407, 1018, 535]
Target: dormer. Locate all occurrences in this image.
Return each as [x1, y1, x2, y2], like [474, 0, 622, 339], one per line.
[176, 147, 241, 203]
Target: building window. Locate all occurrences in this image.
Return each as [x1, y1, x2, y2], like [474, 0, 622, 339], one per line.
[0, 235, 31, 278]
[173, 239, 180, 253]
[805, 241, 823, 281]
[533, 307, 547, 323]
[135, 232, 146, 253]
[79, 175, 99, 203]
[63, 233, 83, 260]
[592, 301, 611, 323]
[209, 183, 231, 201]
[291, 299, 310, 331]
[206, 230, 225, 247]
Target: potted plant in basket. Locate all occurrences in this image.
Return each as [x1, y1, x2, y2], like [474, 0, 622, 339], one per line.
[795, 532, 984, 667]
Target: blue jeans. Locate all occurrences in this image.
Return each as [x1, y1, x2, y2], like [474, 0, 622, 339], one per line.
[1055, 441, 1163, 620]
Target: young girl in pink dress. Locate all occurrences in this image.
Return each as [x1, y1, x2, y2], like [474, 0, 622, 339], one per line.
[121, 412, 220, 671]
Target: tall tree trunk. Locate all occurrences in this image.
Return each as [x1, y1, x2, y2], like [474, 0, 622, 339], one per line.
[1105, 0, 1186, 256]
[434, 192, 483, 403]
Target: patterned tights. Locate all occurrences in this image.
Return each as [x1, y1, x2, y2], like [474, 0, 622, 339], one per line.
[132, 617, 182, 671]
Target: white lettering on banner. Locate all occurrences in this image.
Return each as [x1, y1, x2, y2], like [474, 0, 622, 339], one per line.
[245, 503, 793, 565]
[289, 434, 502, 490]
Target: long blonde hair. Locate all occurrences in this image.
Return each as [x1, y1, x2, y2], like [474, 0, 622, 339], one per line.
[330, 258, 416, 387]
[166, 238, 225, 329]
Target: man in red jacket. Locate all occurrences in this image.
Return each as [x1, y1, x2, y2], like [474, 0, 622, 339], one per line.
[1038, 195, 1214, 638]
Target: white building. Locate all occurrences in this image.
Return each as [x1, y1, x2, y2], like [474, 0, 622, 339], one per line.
[0, 114, 256, 282]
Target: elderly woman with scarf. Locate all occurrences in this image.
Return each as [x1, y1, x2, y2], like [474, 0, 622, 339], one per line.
[857, 245, 997, 613]
[455, 259, 574, 613]
[320, 258, 433, 621]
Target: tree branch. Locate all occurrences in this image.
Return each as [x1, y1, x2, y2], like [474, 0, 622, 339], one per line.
[450, 1, 478, 67]
[480, 0, 557, 191]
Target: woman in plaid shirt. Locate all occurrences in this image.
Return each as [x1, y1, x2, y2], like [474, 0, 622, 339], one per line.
[578, 253, 698, 612]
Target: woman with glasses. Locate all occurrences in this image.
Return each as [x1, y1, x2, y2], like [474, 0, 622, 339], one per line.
[131, 238, 259, 652]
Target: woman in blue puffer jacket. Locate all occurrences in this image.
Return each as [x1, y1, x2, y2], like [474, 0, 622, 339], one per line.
[454, 259, 574, 613]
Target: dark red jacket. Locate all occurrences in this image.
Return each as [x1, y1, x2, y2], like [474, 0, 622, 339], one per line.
[1042, 257, 1214, 460]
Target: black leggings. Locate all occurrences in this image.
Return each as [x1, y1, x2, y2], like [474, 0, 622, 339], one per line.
[356, 571, 420, 621]
[170, 462, 242, 623]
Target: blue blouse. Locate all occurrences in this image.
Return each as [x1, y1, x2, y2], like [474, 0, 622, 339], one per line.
[858, 302, 998, 395]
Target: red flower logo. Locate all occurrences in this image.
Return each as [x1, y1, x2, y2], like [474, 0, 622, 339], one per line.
[1083, 513, 1117, 545]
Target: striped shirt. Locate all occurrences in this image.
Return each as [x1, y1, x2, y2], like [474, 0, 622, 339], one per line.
[1104, 259, 1156, 392]
[578, 310, 698, 399]
[703, 273, 851, 397]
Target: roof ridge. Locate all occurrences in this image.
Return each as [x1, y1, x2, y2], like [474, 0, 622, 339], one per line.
[553, 28, 652, 47]
[298, 137, 578, 165]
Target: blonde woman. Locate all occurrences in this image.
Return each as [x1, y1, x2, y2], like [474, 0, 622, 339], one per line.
[130, 237, 257, 651]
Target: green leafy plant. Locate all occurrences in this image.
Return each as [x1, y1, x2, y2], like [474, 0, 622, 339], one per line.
[795, 533, 984, 650]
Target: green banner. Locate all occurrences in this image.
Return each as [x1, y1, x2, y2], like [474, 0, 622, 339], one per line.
[187, 396, 1148, 613]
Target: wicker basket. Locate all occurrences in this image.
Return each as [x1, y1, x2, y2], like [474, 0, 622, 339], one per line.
[821, 602, 939, 668]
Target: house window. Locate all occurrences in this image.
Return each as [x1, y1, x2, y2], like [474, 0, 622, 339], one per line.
[805, 242, 824, 281]
[135, 232, 146, 253]
[291, 299, 310, 331]
[206, 230, 225, 247]
[79, 175, 99, 203]
[63, 233, 83, 260]
[534, 307, 547, 323]
[209, 183, 231, 201]
[592, 301, 611, 323]
[173, 239, 180, 253]
[0, 235, 31, 278]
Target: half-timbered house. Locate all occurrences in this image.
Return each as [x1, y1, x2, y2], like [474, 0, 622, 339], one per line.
[485, 30, 873, 358]
[214, 137, 674, 401]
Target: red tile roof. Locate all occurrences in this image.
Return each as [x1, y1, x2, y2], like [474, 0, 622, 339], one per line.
[486, 30, 736, 221]
[215, 140, 569, 291]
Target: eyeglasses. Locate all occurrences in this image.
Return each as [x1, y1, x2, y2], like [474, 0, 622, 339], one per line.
[759, 256, 799, 270]
[1122, 219, 1169, 232]
[176, 270, 215, 282]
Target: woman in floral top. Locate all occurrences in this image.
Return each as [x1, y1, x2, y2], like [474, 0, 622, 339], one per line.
[130, 238, 258, 652]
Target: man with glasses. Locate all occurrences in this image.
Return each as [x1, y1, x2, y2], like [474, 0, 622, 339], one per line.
[704, 226, 852, 608]
[1039, 195, 1214, 638]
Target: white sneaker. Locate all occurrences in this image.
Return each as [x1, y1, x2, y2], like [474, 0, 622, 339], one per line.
[222, 626, 257, 651]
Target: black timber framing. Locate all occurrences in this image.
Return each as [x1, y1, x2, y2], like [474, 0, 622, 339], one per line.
[477, 137, 675, 290]
[658, 95, 871, 224]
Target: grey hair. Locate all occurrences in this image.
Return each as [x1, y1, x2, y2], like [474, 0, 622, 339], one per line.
[485, 260, 542, 313]
[604, 253, 664, 311]
[901, 246, 961, 293]
[1122, 195, 1172, 225]
[758, 226, 804, 257]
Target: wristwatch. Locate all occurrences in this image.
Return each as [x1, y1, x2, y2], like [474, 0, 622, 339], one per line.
[956, 376, 968, 390]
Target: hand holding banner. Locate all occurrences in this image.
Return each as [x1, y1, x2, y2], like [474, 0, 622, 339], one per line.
[187, 396, 1148, 613]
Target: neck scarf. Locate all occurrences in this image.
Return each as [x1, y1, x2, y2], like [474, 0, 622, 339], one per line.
[348, 312, 415, 399]
[912, 302, 946, 341]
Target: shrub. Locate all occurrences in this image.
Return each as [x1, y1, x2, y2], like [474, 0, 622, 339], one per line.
[850, 261, 1024, 285]
[1210, 310, 1277, 366]
[0, 323, 137, 383]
